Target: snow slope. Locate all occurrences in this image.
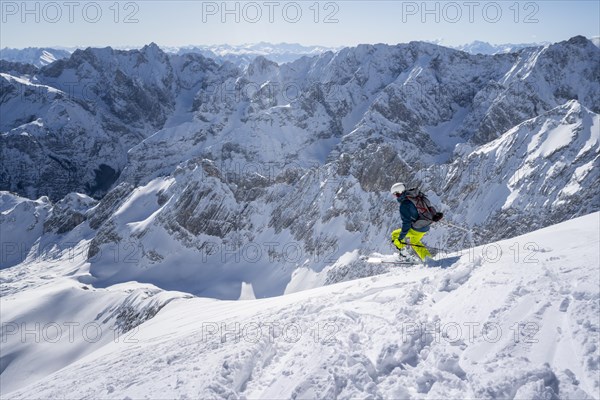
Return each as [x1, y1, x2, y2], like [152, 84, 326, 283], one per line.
[3, 213, 599, 399]
[0, 232, 191, 394]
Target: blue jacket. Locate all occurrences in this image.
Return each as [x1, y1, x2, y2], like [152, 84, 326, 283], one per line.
[397, 194, 430, 240]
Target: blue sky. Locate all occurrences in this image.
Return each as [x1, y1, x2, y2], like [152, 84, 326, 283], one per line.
[1, 1, 599, 48]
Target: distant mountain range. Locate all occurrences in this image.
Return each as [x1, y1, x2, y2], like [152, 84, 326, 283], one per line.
[1, 43, 338, 68]
[5, 39, 599, 67]
[163, 42, 341, 66]
[452, 40, 550, 55]
[0, 47, 72, 67]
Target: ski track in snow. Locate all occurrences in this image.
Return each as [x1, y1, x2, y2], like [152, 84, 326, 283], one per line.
[2, 213, 599, 399]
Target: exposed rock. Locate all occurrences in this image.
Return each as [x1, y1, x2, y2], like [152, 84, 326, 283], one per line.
[43, 192, 97, 234]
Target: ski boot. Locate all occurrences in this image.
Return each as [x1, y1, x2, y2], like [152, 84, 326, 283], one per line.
[397, 248, 421, 264]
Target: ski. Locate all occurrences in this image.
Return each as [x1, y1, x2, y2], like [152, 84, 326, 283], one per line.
[364, 257, 420, 265]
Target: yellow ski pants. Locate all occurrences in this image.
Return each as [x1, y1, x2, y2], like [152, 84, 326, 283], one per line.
[391, 228, 431, 261]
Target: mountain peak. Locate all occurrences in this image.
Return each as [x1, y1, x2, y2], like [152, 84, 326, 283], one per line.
[247, 55, 279, 75]
[141, 42, 162, 54]
[566, 35, 595, 48]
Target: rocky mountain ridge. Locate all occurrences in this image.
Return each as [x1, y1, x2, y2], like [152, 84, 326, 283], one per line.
[1, 36, 598, 298]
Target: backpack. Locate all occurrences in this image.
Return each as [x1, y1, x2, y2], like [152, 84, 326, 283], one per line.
[403, 188, 442, 229]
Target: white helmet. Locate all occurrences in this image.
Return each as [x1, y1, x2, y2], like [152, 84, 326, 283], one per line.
[390, 182, 405, 195]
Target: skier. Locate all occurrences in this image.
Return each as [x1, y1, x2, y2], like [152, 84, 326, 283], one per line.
[390, 182, 443, 261]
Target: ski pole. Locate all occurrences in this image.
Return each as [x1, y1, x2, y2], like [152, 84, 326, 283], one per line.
[439, 219, 471, 233]
[438, 219, 476, 248]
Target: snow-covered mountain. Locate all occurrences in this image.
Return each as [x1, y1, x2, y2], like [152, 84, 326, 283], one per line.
[0, 43, 336, 70]
[1, 36, 598, 288]
[2, 213, 599, 398]
[0, 47, 72, 67]
[1, 43, 238, 200]
[1, 36, 599, 396]
[422, 100, 599, 247]
[1, 40, 590, 68]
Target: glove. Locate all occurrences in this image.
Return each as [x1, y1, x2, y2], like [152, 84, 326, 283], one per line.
[432, 212, 443, 222]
